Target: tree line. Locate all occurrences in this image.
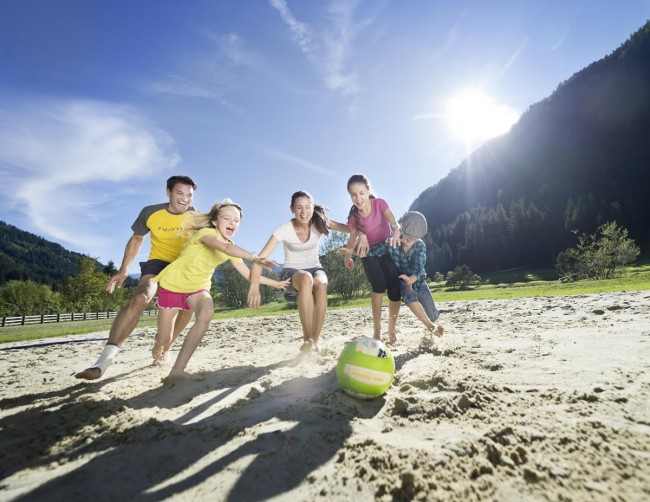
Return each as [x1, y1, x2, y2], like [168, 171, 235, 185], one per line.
[0, 233, 370, 317]
[0, 257, 137, 317]
[1, 221, 639, 318]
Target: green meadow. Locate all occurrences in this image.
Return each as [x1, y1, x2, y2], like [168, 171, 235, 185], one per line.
[2, 262, 649, 345]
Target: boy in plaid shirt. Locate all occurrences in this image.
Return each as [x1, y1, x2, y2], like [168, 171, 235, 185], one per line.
[388, 211, 444, 342]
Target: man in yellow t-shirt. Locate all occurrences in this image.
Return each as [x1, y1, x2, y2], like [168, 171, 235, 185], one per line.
[75, 175, 198, 380]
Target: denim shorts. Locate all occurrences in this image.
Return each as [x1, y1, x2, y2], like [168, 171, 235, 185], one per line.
[281, 267, 328, 294]
[401, 280, 439, 322]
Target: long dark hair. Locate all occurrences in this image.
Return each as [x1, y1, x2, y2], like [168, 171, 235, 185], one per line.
[291, 191, 329, 236]
[346, 174, 375, 233]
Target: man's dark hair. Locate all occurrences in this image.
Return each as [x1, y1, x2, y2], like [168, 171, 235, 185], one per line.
[167, 175, 197, 191]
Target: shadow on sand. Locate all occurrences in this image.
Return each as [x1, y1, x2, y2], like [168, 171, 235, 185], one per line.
[2, 355, 387, 501]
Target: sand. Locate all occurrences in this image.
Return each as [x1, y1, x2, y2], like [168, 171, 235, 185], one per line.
[1, 290, 649, 501]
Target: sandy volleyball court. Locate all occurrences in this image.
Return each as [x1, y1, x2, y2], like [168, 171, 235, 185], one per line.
[1, 291, 649, 501]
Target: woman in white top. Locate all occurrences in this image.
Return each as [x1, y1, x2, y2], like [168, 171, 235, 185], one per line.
[247, 191, 351, 353]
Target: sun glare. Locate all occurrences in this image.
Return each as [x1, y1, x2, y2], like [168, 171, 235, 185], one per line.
[446, 89, 519, 143]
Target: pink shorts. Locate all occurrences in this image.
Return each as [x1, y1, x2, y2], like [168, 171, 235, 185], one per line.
[156, 287, 208, 310]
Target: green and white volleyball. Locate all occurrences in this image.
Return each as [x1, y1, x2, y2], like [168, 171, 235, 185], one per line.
[336, 336, 395, 399]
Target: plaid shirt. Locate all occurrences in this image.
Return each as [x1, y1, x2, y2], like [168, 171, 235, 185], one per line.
[388, 240, 427, 287]
[367, 241, 388, 258]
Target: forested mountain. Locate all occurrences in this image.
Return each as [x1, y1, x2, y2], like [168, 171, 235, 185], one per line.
[0, 220, 95, 287]
[411, 22, 650, 275]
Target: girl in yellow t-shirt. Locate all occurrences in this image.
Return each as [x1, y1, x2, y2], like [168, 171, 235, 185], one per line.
[153, 199, 289, 382]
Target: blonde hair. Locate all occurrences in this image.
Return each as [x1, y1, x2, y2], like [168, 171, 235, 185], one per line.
[182, 198, 243, 237]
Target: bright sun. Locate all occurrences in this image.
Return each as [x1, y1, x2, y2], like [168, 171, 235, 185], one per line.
[446, 89, 519, 143]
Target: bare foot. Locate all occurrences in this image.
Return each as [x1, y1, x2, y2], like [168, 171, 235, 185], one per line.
[387, 333, 398, 347]
[152, 351, 172, 367]
[75, 367, 101, 380]
[373, 333, 382, 341]
[162, 371, 206, 384]
[152, 343, 164, 361]
[300, 339, 314, 353]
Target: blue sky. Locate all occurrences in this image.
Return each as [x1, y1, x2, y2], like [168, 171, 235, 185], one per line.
[1, 1, 648, 271]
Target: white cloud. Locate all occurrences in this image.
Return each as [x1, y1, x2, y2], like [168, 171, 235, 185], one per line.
[147, 33, 250, 106]
[148, 2, 363, 102]
[263, 147, 344, 179]
[269, 0, 361, 95]
[0, 99, 181, 250]
[269, 0, 315, 55]
[148, 74, 226, 100]
[322, 0, 360, 94]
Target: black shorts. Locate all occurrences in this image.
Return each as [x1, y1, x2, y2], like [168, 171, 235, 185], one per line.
[361, 254, 401, 301]
[139, 259, 170, 277]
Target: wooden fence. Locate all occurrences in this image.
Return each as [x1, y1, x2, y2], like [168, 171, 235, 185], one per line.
[1, 310, 157, 327]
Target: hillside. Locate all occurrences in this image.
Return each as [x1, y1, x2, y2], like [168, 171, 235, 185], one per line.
[0, 220, 95, 287]
[411, 21, 650, 274]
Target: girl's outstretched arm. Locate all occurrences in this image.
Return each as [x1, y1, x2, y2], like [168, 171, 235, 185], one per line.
[337, 227, 358, 271]
[247, 235, 281, 309]
[199, 233, 277, 271]
[328, 219, 349, 233]
[233, 261, 288, 287]
[232, 261, 290, 308]
[330, 219, 369, 257]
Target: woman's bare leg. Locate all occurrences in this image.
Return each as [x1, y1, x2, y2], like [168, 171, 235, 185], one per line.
[294, 271, 317, 351]
[311, 275, 328, 348]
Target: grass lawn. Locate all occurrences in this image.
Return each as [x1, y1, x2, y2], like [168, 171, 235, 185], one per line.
[2, 262, 649, 344]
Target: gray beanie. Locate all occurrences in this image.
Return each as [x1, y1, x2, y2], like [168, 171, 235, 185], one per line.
[400, 211, 428, 239]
